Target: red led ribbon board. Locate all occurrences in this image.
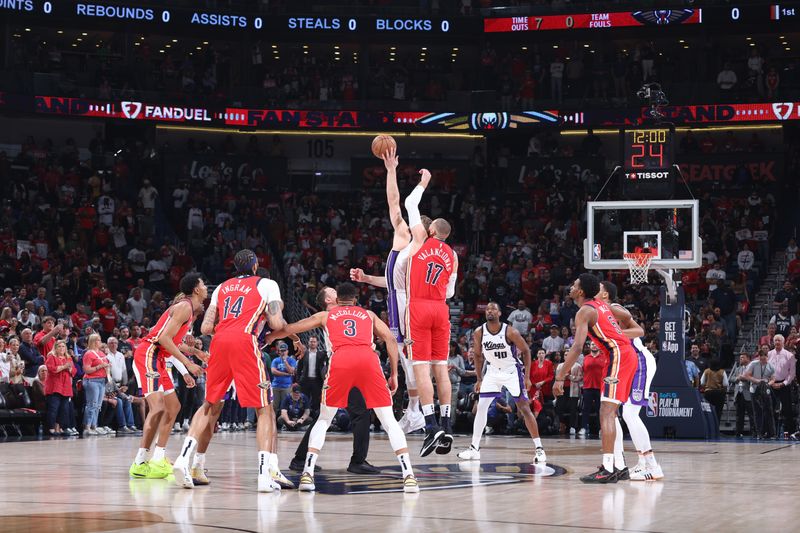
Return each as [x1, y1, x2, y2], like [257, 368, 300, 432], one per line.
[484, 9, 701, 32]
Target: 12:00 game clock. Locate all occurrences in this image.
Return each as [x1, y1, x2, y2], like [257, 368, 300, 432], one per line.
[620, 127, 675, 199]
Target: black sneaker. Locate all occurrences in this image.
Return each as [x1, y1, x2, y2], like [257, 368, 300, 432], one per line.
[436, 433, 454, 455]
[420, 429, 444, 457]
[347, 461, 381, 475]
[616, 467, 630, 481]
[580, 466, 618, 484]
[289, 459, 322, 473]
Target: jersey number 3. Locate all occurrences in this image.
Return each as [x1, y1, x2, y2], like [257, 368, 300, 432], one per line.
[343, 319, 357, 337]
[222, 296, 245, 319]
[424, 262, 445, 285]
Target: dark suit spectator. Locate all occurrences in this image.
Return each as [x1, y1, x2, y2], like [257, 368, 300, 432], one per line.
[18, 328, 43, 381]
[296, 335, 327, 413]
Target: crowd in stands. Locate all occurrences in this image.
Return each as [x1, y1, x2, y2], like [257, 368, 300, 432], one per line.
[0, 122, 796, 439]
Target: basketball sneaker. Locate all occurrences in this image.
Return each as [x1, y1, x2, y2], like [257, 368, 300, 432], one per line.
[534, 447, 547, 464]
[616, 467, 630, 480]
[580, 466, 618, 484]
[173, 462, 195, 489]
[271, 469, 296, 489]
[403, 475, 420, 493]
[298, 472, 316, 492]
[148, 458, 173, 479]
[420, 429, 444, 457]
[457, 445, 480, 461]
[191, 467, 210, 486]
[407, 410, 426, 432]
[258, 475, 281, 493]
[129, 461, 152, 479]
[630, 463, 664, 481]
[436, 433, 454, 455]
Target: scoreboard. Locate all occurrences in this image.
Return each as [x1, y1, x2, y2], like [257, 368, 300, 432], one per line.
[620, 127, 675, 199]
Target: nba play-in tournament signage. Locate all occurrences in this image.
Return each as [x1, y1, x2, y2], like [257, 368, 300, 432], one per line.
[642, 287, 718, 438]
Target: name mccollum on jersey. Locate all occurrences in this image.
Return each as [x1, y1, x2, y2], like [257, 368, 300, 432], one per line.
[328, 308, 369, 322]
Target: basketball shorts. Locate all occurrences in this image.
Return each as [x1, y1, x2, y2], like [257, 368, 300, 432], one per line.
[205, 333, 273, 408]
[626, 344, 657, 407]
[386, 288, 407, 343]
[602, 345, 638, 404]
[322, 348, 392, 409]
[133, 342, 174, 396]
[405, 299, 450, 362]
[479, 364, 528, 401]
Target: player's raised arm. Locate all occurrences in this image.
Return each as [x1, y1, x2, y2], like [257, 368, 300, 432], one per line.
[507, 325, 532, 391]
[383, 146, 409, 243]
[264, 312, 328, 345]
[370, 310, 399, 394]
[472, 326, 485, 393]
[156, 301, 204, 377]
[350, 268, 388, 288]
[405, 168, 432, 253]
[554, 305, 594, 396]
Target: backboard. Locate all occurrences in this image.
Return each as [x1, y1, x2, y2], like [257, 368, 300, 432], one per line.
[584, 199, 702, 271]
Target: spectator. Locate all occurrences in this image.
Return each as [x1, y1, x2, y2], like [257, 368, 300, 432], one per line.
[710, 280, 738, 342]
[34, 316, 63, 359]
[529, 348, 554, 400]
[767, 334, 797, 436]
[773, 280, 798, 317]
[279, 384, 311, 431]
[744, 346, 776, 438]
[44, 340, 76, 437]
[484, 393, 513, 435]
[700, 359, 728, 429]
[732, 352, 755, 437]
[447, 341, 467, 422]
[270, 342, 296, 417]
[507, 300, 533, 336]
[580, 341, 607, 438]
[18, 328, 43, 382]
[705, 262, 726, 292]
[759, 323, 777, 349]
[126, 288, 148, 324]
[556, 356, 582, 435]
[296, 335, 327, 413]
[81, 333, 111, 436]
[716, 62, 737, 97]
[31, 364, 47, 412]
[685, 352, 700, 387]
[769, 303, 795, 338]
[542, 326, 565, 354]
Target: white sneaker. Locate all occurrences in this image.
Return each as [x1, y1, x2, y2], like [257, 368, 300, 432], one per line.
[84, 428, 98, 436]
[182, 421, 190, 432]
[258, 475, 281, 492]
[298, 472, 315, 492]
[94, 427, 106, 435]
[457, 446, 481, 461]
[533, 447, 547, 464]
[569, 428, 576, 436]
[271, 469, 295, 489]
[403, 475, 420, 493]
[577, 428, 586, 437]
[173, 422, 181, 432]
[103, 426, 113, 434]
[398, 413, 411, 433]
[221, 423, 229, 431]
[173, 462, 195, 489]
[631, 463, 664, 481]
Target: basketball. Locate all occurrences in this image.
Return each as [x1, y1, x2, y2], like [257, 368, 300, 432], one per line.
[371, 135, 396, 159]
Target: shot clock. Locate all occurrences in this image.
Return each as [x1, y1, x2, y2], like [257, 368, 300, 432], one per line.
[620, 127, 675, 199]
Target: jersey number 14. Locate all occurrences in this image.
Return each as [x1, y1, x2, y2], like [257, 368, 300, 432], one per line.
[222, 296, 244, 319]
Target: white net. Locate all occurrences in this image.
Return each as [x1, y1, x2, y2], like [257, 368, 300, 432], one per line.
[623, 253, 654, 284]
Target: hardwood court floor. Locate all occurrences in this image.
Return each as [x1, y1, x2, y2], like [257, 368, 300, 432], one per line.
[0, 430, 797, 532]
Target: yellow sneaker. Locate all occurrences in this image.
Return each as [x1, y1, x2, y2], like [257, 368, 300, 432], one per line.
[191, 467, 210, 486]
[146, 458, 172, 479]
[298, 472, 315, 492]
[129, 461, 151, 478]
[403, 475, 420, 493]
[271, 469, 295, 489]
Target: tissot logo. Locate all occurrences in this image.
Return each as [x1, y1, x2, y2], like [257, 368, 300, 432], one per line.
[121, 101, 143, 119]
[772, 102, 794, 120]
[628, 171, 669, 180]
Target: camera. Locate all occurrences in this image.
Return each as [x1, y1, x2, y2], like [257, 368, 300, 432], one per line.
[637, 83, 669, 120]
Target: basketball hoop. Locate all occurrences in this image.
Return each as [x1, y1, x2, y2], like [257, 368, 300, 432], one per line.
[623, 252, 654, 284]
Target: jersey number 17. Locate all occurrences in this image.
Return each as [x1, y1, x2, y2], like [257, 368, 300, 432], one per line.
[425, 262, 445, 285]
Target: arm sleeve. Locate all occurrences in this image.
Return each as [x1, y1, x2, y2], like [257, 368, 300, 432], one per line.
[722, 372, 729, 387]
[258, 278, 282, 304]
[168, 356, 188, 375]
[446, 271, 458, 299]
[404, 185, 425, 228]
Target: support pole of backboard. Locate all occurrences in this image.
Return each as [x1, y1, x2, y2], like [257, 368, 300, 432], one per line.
[656, 268, 677, 305]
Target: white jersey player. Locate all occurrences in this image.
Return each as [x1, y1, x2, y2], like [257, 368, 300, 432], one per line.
[457, 302, 546, 464]
[350, 146, 426, 433]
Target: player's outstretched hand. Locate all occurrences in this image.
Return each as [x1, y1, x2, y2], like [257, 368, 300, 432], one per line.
[552, 380, 564, 398]
[524, 376, 532, 392]
[387, 374, 398, 395]
[184, 373, 196, 388]
[382, 146, 398, 171]
[419, 168, 431, 188]
[187, 362, 205, 377]
[350, 268, 365, 282]
[474, 380, 481, 394]
[196, 350, 210, 363]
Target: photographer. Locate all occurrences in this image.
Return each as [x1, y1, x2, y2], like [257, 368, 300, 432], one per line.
[278, 384, 311, 431]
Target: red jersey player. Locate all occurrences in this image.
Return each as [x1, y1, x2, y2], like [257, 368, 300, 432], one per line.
[267, 282, 419, 493]
[554, 273, 640, 483]
[403, 169, 459, 456]
[129, 274, 206, 480]
[173, 249, 289, 493]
